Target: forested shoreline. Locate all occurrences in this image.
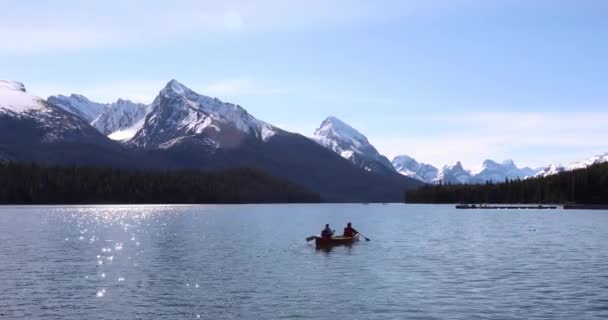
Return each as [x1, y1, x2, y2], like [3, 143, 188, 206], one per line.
[0, 162, 320, 204]
[406, 162, 608, 204]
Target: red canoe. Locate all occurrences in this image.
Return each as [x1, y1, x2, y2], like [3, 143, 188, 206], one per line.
[315, 234, 359, 247]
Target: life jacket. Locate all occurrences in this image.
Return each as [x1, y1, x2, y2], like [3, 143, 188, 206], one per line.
[343, 227, 354, 237]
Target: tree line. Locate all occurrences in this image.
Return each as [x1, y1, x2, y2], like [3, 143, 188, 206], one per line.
[406, 162, 608, 204]
[0, 162, 320, 204]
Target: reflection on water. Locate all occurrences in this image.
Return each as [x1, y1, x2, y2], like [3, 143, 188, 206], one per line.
[315, 243, 356, 254]
[0, 204, 607, 319]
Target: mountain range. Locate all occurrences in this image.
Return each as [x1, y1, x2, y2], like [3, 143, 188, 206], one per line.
[534, 153, 608, 178]
[393, 153, 608, 184]
[307, 116, 568, 185]
[393, 157, 540, 184]
[2, 78, 605, 199]
[0, 79, 422, 202]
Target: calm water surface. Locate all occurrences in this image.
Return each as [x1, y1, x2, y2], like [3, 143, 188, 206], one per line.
[0, 204, 607, 319]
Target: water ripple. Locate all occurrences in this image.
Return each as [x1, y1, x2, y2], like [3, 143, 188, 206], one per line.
[0, 204, 607, 319]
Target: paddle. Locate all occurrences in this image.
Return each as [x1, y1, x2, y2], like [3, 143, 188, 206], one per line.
[357, 232, 371, 241]
[305, 235, 317, 242]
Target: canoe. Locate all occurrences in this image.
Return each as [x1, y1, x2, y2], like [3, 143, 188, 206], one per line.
[315, 234, 359, 247]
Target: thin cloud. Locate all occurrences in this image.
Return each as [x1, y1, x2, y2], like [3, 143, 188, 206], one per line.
[35, 77, 288, 104]
[0, 0, 474, 53]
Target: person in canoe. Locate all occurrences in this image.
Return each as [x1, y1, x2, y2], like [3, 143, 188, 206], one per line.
[321, 224, 334, 239]
[342, 222, 359, 237]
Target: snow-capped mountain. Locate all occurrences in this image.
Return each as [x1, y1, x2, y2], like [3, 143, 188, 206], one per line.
[535, 152, 608, 177]
[48, 94, 148, 137]
[1, 80, 46, 114]
[128, 80, 279, 150]
[312, 116, 396, 175]
[568, 152, 608, 170]
[535, 164, 566, 178]
[0, 80, 151, 168]
[470, 159, 538, 183]
[393, 154, 541, 184]
[435, 161, 472, 184]
[392, 155, 439, 182]
[122, 80, 420, 201]
[92, 99, 148, 137]
[0, 80, 102, 143]
[47, 94, 106, 122]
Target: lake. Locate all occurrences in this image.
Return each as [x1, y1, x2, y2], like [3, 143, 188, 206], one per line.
[0, 204, 607, 319]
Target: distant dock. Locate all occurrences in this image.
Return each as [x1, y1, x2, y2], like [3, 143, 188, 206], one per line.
[563, 204, 608, 210]
[456, 204, 558, 210]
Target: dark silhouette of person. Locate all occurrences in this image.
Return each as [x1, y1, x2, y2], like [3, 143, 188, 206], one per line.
[321, 224, 334, 239]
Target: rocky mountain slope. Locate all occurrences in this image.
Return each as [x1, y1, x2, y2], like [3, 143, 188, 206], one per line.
[312, 116, 396, 175]
[48, 94, 148, 137]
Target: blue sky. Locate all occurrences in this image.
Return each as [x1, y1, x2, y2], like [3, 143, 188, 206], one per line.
[1, 0, 607, 169]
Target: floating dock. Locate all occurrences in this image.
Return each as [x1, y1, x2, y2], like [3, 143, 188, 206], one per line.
[563, 204, 608, 210]
[456, 204, 558, 210]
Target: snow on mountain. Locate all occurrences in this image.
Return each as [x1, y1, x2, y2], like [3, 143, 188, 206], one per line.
[0, 80, 106, 143]
[393, 155, 541, 184]
[0, 80, 45, 114]
[47, 94, 106, 122]
[535, 152, 608, 177]
[434, 161, 472, 184]
[535, 164, 566, 178]
[392, 155, 438, 183]
[91, 99, 148, 136]
[569, 152, 608, 170]
[0, 80, 25, 92]
[393, 152, 608, 183]
[128, 80, 280, 149]
[470, 159, 539, 183]
[312, 116, 396, 175]
[48, 94, 148, 138]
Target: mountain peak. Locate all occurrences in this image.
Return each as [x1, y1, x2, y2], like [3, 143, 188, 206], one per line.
[435, 161, 471, 184]
[162, 79, 191, 96]
[482, 159, 498, 166]
[315, 116, 366, 142]
[393, 155, 416, 163]
[0, 80, 26, 93]
[322, 115, 344, 125]
[502, 159, 515, 165]
[130, 79, 279, 148]
[393, 155, 439, 183]
[0, 80, 43, 113]
[313, 116, 396, 175]
[318, 116, 347, 130]
[69, 93, 92, 102]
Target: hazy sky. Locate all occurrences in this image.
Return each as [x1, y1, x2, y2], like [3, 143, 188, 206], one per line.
[1, 0, 606, 169]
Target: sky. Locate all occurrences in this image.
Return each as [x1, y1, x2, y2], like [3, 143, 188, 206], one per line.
[1, 0, 607, 169]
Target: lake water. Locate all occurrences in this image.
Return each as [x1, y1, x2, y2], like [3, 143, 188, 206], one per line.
[0, 204, 607, 319]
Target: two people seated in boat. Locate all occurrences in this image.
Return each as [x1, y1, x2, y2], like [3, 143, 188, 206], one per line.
[321, 223, 358, 239]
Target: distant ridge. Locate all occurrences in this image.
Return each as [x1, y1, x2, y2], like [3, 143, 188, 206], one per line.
[392, 155, 540, 184]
